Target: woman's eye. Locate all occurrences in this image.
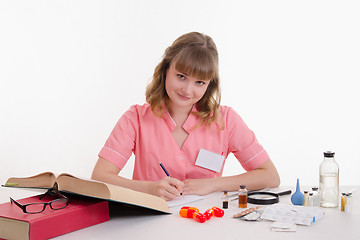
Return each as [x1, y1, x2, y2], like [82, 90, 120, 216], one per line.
[177, 74, 186, 80]
[196, 81, 205, 85]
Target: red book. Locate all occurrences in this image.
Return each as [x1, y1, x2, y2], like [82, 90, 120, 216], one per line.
[0, 194, 109, 240]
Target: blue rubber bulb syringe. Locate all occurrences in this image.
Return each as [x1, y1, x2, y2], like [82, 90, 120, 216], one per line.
[291, 178, 304, 205]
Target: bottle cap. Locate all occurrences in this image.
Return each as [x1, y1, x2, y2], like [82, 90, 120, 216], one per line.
[240, 185, 246, 189]
[324, 151, 335, 157]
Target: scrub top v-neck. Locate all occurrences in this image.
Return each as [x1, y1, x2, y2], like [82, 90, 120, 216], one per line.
[98, 103, 269, 181]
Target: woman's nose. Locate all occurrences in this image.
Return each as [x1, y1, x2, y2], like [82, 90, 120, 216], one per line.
[182, 82, 192, 94]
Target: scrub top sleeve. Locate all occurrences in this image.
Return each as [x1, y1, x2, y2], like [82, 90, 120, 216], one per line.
[226, 107, 270, 171]
[98, 105, 139, 169]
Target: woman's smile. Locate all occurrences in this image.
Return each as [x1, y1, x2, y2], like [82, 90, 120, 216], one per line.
[177, 92, 191, 101]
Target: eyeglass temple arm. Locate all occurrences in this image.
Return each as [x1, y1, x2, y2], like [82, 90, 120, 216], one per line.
[39, 188, 53, 200]
[39, 187, 68, 200]
[39, 181, 61, 200]
[10, 197, 26, 212]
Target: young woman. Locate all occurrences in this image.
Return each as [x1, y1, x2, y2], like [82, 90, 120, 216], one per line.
[91, 32, 280, 200]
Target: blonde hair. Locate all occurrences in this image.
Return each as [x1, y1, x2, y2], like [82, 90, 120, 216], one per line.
[145, 32, 222, 127]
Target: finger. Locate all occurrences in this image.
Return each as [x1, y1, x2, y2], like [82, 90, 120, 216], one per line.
[160, 186, 179, 200]
[181, 179, 193, 192]
[164, 192, 178, 201]
[163, 180, 182, 197]
[157, 178, 181, 199]
[168, 177, 184, 193]
[181, 187, 194, 195]
[181, 179, 202, 195]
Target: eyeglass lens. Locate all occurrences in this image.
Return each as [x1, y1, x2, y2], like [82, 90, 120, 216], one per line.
[50, 198, 68, 210]
[25, 198, 68, 213]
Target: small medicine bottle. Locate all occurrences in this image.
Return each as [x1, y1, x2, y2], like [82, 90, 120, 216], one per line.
[223, 191, 229, 209]
[303, 191, 309, 206]
[308, 192, 314, 207]
[345, 193, 352, 213]
[238, 185, 247, 208]
[311, 187, 320, 207]
[341, 193, 346, 211]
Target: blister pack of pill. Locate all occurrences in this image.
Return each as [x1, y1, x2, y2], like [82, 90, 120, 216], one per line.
[261, 204, 324, 226]
[233, 207, 263, 221]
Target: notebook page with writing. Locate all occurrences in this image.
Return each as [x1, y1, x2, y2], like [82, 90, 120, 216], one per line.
[167, 195, 204, 208]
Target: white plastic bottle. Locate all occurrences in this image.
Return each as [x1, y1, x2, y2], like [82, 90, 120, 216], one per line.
[319, 151, 339, 208]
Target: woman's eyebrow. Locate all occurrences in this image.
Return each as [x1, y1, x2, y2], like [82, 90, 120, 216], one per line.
[176, 70, 188, 76]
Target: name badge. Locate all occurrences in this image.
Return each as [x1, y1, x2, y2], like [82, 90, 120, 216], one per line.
[195, 149, 225, 173]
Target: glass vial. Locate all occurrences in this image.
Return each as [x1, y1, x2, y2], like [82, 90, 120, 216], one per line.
[319, 151, 339, 208]
[311, 187, 320, 207]
[223, 191, 229, 209]
[308, 192, 314, 207]
[238, 185, 247, 208]
[341, 193, 346, 211]
[345, 193, 352, 213]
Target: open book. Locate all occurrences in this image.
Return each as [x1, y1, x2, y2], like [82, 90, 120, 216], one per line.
[3, 172, 170, 214]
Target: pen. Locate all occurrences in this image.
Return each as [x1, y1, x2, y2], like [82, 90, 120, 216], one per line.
[159, 162, 171, 177]
[159, 162, 182, 196]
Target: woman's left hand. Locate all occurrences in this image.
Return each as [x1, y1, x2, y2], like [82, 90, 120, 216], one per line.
[181, 159, 280, 196]
[182, 178, 214, 196]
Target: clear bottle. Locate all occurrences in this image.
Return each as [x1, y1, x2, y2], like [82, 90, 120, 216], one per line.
[319, 151, 339, 208]
[238, 185, 247, 208]
[308, 192, 314, 207]
[345, 193, 352, 213]
[311, 187, 320, 207]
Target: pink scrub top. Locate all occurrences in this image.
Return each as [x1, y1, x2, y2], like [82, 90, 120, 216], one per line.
[98, 104, 269, 181]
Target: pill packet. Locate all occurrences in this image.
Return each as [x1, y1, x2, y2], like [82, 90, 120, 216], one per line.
[240, 210, 262, 221]
[233, 207, 263, 221]
[261, 204, 324, 226]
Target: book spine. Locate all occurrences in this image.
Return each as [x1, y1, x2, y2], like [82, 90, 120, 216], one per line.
[30, 201, 109, 240]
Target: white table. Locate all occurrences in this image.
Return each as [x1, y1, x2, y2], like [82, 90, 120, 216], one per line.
[1, 186, 359, 240]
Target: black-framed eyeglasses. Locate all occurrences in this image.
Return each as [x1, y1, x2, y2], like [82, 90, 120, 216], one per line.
[10, 182, 69, 214]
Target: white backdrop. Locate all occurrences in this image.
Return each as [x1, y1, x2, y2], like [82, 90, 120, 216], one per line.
[1, 0, 359, 188]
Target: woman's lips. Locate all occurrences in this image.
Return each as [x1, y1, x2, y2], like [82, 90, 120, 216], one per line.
[177, 93, 191, 100]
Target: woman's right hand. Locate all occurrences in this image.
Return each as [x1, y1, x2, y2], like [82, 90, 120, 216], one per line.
[150, 177, 184, 201]
[92, 157, 183, 201]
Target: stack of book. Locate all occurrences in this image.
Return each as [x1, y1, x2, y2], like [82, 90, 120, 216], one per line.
[0, 172, 171, 239]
